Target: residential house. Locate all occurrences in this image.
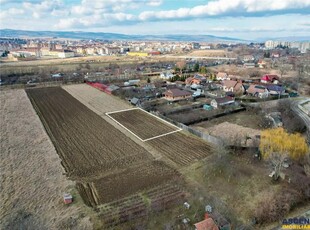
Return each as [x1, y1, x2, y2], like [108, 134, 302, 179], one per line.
[160, 71, 174, 80]
[247, 84, 269, 98]
[41, 47, 50, 56]
[209, 212, 231, 230]
[130, 97, 140, 106]
[105, 47, 120, 55]
[96, 47, 106, 55]
[216, 72, 229, 81]
[211, 97, 235, 108]
[243, 54, 255, 62]
[261, 74, 279, 84]
[86, 47, 95, 55]
[194, 217, 219, 230]
[163, 88, 192, 101]
[10, 48, 41, 57]
[194, 212, 231, 230]
[271, 52, 280, 58]
[243, 63, 255, 68]
[76, 46, 86, 55]
[222, 80, 244, 94]
[257, 59, 267, 68]
[58, 50, 75, 58]
[185, 74, 206, 85]
[265, 84, 285, 96]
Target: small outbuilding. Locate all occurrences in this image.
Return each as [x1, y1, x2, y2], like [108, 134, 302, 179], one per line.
[63, 193, 73, 204]
[203, 104, 213, 110]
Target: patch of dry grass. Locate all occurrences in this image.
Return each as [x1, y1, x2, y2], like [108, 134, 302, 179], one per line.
[0, 89, 94, 229]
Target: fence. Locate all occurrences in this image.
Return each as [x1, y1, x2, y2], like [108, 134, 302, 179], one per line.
[150, 111, 223, 146]
[86, 82, 112, 94]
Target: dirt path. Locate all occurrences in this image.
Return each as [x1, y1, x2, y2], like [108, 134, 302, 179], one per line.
[0, 89, 92, 230]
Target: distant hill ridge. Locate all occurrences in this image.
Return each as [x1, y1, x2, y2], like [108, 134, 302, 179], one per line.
[0, 29, 247, 42]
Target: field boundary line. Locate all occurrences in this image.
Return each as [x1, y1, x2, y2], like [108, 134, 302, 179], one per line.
[105, 107, 182, 141]
[107, 107, 181, 131]
[137, 108, 182, 131]
[105, 112, 145, 142]
[143, 130, 182, 142]
[106, 107, 138, 115]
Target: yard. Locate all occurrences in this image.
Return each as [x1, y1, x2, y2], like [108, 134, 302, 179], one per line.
[192, 109, 267, 130]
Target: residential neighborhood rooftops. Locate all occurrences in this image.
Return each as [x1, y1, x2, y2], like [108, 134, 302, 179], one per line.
[194, 218, 219, 230]
[222, 80, 239, 88]
[214, 96, 234, 104]
[247, 84, 267, 94]
[164, 88, 191, 97]
[261, 74, 279, 82]
[216, 72, 228, 79]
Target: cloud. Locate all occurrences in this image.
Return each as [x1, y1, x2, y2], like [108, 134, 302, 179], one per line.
[138, 0, 310, 22]
[70, 0, 160, 16]
[54, 12, 137, 29]
[147, 0, 163, 7]
[0, 7, 24, 19]
[23, 0, 63, 19]
[53, 0, 310, 30]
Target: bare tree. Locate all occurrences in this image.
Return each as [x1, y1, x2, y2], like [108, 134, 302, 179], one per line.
[267, 152, 288, 180]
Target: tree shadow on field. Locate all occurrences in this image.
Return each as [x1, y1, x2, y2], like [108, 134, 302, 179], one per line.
[4, 210, 47, 230]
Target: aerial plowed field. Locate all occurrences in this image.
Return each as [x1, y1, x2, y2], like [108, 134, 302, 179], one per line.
[63, 84, 214, 167]
[26, 87, 152, 179]
[79, 161, 181, 204]
[107, 108, 179, 140]
[26, 87, 186, 227]
[148, 132, 214, 166]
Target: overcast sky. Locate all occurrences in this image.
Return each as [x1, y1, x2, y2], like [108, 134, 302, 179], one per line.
[0, 0, 310, 40]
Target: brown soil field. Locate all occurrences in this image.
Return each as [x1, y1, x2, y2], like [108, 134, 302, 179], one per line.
[64, 84, 214, 167]
[0, 89, 92, 230]
[26, 87, 153, 179]
[80, 161, 181, 205]
[107, 108, 178, 140]
[97, 182, 185, 227]
[148, 132, 214, 166]
[25, 86, 186, 227]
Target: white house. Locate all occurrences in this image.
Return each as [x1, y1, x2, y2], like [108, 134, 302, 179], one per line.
[58, 50, 75, 58]
[160, 71, 174, 80]
[211, 97, 235, 109]
[216, 72, 229, 81]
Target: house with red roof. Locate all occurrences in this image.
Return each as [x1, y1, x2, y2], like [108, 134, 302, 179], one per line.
[194, 212, 231, 230]
[194, 217, 219, 230]
[185, 74, 206, 85]
[261, 74, 279, 84]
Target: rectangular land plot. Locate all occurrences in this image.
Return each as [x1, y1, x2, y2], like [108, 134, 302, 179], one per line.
[148, 132, 214, 166]
[26, 87, 153, 179]
[78, 161, 182, 205]
[106, 108, 181, 141]
[63, 84, 132, 114]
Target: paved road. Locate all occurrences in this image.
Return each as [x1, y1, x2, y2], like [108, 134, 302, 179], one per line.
[291, 98, 310, 132]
